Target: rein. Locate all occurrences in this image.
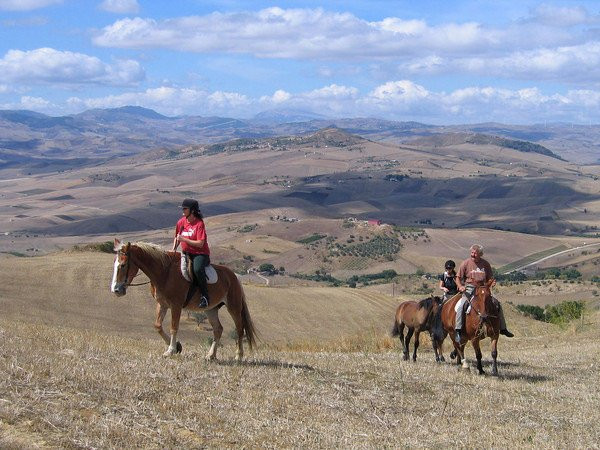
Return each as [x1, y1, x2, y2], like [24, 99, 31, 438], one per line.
[117, 247, 150, 288]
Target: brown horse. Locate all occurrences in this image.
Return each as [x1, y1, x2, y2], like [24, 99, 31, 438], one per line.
[391, 296, 445, 362]
[111, 239, 257, 360]
[434, 279, 500, 375]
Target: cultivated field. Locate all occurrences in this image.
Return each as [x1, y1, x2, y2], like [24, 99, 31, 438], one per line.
[1, 251, 599, 447]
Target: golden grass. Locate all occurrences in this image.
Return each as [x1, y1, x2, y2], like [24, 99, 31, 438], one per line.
[1, 315, 599, 448]
[1, 251, 599, 447]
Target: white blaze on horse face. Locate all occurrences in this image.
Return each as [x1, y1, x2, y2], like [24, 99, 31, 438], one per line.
[111, 255, 120, 293]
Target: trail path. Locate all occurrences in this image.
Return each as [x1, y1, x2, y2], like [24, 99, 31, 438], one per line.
[504, 242, 600, 274]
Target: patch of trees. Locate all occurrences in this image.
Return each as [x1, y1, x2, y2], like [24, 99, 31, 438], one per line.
[258, 263, 284, 275]
[497, 267, 582, 283]
[347, 269, 397, 286]
[516, 300, 585, 324]
[296, 233, 327, 244]
[335, 235, 402, 259]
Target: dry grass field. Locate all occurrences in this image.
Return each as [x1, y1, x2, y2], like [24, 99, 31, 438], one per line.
[1, 250, 599, 448]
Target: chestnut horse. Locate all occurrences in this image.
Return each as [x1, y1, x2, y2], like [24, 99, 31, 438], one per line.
[111, 239, 256, 360]
[391, 296, 445, 362]
[433, 280, 500, 375]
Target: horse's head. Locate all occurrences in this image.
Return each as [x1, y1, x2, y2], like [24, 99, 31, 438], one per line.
[111, 239, 139, 296]
[472, 279, 495, 323]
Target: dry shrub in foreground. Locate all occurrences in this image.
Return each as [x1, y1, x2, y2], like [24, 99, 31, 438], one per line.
[0, 317, 599, 448]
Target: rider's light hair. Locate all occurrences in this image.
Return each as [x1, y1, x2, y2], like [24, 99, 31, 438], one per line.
[470, 244, 484, 255]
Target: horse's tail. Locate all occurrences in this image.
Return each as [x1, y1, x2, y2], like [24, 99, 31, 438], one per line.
[240, 285, 257, 350]
[391, 319, 400, 337]
[430, 303, 445, 344]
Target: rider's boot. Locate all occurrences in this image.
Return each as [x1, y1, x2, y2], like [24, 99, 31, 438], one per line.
[498, 304, 514, 337]
[198, 294, 209, 309]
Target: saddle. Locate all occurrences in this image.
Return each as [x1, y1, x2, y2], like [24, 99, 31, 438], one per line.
[181, 254, 218, 284]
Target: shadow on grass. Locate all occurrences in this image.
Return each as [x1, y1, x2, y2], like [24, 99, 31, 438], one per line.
[216, 358, 315, 371]
[496, 373, 551, 382]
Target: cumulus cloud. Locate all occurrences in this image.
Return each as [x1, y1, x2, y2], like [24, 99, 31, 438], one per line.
[0, 0, 61, 11]
[92, 8, 537, 59]
[528, 4, 594, 27]
[398, 41, 600, 85]
[99, 0, 139, 14]
[67, 86, 251, 116]
[0, 48, 145, 86]
[58, 80, 600, 124]
[94, 7, 597, 58]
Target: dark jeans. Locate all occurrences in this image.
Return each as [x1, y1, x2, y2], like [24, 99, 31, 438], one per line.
[188, 253, 210, 298]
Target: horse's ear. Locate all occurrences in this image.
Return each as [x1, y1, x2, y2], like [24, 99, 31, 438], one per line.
[113, 238, 120, 251]
[125, 241, 131, 251]
[487, 278, 495, 287]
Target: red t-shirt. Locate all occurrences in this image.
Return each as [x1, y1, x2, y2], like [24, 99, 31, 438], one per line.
[175, 217, 210, 255]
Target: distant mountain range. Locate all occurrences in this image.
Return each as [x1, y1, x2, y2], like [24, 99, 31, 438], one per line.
[0, 106, 598, 173]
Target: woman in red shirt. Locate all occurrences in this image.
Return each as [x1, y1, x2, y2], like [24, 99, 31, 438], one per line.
[172, 198, 210, 308]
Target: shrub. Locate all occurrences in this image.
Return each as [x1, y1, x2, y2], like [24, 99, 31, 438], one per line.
[545, 301, 585, 325]
[516, 304, 545, 321]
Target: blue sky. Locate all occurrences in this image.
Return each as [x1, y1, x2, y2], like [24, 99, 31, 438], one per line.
[1, 0, 600, 124]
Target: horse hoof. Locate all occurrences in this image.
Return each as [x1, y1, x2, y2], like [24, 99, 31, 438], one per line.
[450, 351, 456, 360]
[402, 354, 409, 361]
[478, 370, 485, 376]
[176, 342, 182, 354]
[440, 356, 445, 362]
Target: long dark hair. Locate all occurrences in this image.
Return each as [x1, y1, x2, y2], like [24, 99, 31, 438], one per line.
[191, 207, 203, 220]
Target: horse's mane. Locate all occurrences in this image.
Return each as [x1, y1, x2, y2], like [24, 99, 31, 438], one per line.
[418, 295, 441, 310]
[132, 242, 174, 270]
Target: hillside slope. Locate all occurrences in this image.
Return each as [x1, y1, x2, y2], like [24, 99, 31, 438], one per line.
[0, 249, 598, 448]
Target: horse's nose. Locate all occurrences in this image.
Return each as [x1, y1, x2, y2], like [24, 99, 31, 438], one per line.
[113, 284, 126, 296]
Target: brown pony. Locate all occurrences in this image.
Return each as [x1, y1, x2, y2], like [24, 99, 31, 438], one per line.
[391, 296, 445, 362]
[111, 239, 257, 360]
[434, 279, 500, 375]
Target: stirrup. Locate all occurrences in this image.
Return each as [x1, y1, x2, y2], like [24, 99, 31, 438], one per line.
[198, 296, 209, 308]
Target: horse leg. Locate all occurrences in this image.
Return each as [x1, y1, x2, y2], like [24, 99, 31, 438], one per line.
[459, 343, 469, 370]
[398, 323, 409, 360]
[491, 337, 499, 376]
[431, 332, 440, 362]
[225, 304, 247, 362]
[431, 332, 444, 363]
[438, 331, 447, 362]
[412, 330, 420, 362]
[472, 339, 484, 375]
[204, 307, 223, 361]
[164, 305, 183, 357]
[405, 328, 414, 362]
[154, 303, 170, 346]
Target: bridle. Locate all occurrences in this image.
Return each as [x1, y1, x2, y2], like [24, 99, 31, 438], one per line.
[470, 285, 497, 333]
[116, 246, 150, 288]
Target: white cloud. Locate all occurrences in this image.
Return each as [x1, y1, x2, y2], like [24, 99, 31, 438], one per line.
[0, 95, 57, 112]
[398, 41, 600, 85]
[40, 81, 600, 124]
[0, 0, 61, 10]
[99, 0, 139, 14]
[529, 4, 593, 27]
[91, 8, 530, 59]
[67, 86, 250, 117]
[0, 48, 145, 87]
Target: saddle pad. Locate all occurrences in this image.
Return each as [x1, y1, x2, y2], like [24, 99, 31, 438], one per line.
[205, 264, 217, 284]
[180, 255, 218, 284]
